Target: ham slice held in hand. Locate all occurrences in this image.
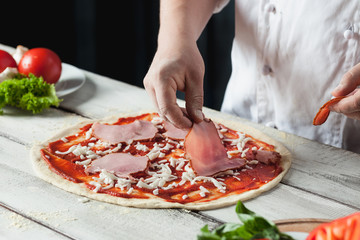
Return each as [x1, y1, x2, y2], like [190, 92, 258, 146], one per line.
[92, 120, 158, 144]
[184, 119, 246, 177]
[86, 153, 149, 178]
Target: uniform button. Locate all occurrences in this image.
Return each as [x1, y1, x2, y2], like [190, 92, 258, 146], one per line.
[344, 29, 354, 40]
[265, 121, 277, 128]
[264, 3, 276, 13]
[262, 65, 273, 75]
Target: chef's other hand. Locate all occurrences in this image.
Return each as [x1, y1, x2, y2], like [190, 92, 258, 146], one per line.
[331, 62, 360, 120]
[143, 41, 204, 129]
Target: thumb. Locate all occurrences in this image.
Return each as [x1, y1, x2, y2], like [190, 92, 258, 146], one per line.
[333, 62, 360, 97]
[185, 79, 204, 123]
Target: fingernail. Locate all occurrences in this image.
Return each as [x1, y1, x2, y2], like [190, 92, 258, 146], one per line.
[195, 110, 204, 121]
[334, 83, 344, 92]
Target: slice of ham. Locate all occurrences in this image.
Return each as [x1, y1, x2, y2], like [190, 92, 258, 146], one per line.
[86, 153, 149, 178]
[253, 149, 281, 164]
[184, 119, 246, 177]
[162, 121, 189, 140]
[92, 120, 158, 144]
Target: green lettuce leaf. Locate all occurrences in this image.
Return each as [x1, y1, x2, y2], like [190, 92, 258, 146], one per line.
[0, 74, 62, 114]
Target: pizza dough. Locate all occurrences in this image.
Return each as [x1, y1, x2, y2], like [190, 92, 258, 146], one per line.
[30, 111, 291, 210]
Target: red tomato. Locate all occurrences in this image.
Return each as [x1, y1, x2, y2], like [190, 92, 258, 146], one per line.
[18, 48, 62, 84]
[306, 212, 360, 240]
[0, 49, 17, 73]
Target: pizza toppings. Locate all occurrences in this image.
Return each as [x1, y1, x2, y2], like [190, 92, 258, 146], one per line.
[252, 149, 281, 164]
[85, 153, 149, 178]
[41, 113, 285, 205]
[88, 169, 136, 193]
[92, 120, 158, 144]
[162, 121, 189, 140]
[185, 119, 246, 177]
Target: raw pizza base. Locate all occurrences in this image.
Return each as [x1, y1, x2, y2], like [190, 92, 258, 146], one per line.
[30, 111, 292, 210]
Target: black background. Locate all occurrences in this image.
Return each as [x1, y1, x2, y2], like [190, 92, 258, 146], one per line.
[1, 0, 234, 110]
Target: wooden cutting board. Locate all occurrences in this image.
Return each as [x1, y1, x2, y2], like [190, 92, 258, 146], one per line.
[275, 218, 330, 232]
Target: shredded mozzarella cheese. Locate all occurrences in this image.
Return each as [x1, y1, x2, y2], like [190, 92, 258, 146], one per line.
[199, 186, 210, 197]
[241, 147, 249, 158]
[85, 128, 93, 140]
[135, 142, 149, 152]
[191, 176, 226, 193]
[126, 187, 134, 194]
[89, 181, 102, 192]
[75, 159, 91, 166]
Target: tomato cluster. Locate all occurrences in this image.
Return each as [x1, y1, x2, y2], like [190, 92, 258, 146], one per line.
[307, 212, 360, 240]
[0, 47, 62, 84]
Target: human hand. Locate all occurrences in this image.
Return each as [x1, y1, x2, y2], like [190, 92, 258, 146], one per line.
[331, 62, 360, 120]
[143, 41, 205, 129]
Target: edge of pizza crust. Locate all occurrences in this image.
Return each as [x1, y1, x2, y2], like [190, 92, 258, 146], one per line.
[30, 110, 292, 210]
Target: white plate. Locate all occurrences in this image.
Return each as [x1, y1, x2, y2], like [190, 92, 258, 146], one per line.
[285, 231, 308, 240]
[55, 63, 86, 97]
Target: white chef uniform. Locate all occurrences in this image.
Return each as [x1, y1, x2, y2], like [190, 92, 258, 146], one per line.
[215, 0, 360, 153]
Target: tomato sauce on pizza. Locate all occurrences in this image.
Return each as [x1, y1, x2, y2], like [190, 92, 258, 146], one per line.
[39, 113, 284, 204]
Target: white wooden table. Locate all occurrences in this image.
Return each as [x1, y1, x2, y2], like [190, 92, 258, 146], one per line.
[1, 43, 359, 239]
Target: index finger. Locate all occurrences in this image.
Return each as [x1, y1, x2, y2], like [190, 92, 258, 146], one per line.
[155, 81, 192, 129]
[333, 63, 360, 97]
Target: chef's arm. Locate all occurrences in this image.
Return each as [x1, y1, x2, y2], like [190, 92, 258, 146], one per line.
[331, 62, 360, 120]
[158, 0, 218, 44]
[143, 0, 219, 129]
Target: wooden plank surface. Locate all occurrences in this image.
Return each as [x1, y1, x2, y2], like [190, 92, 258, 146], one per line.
[1, 43, 360, 239]
[59, 71, 155, 119]
[0, 165, 220, 240]
[0, 136, 220, 240]
[0, 108, 85, 146]
[203, 183, 358, 223]
[0, 206, 70, 240]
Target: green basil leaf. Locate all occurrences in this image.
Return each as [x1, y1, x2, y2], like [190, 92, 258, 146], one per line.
[198, 201, 296, 240]
[236, 201, 274, 233]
